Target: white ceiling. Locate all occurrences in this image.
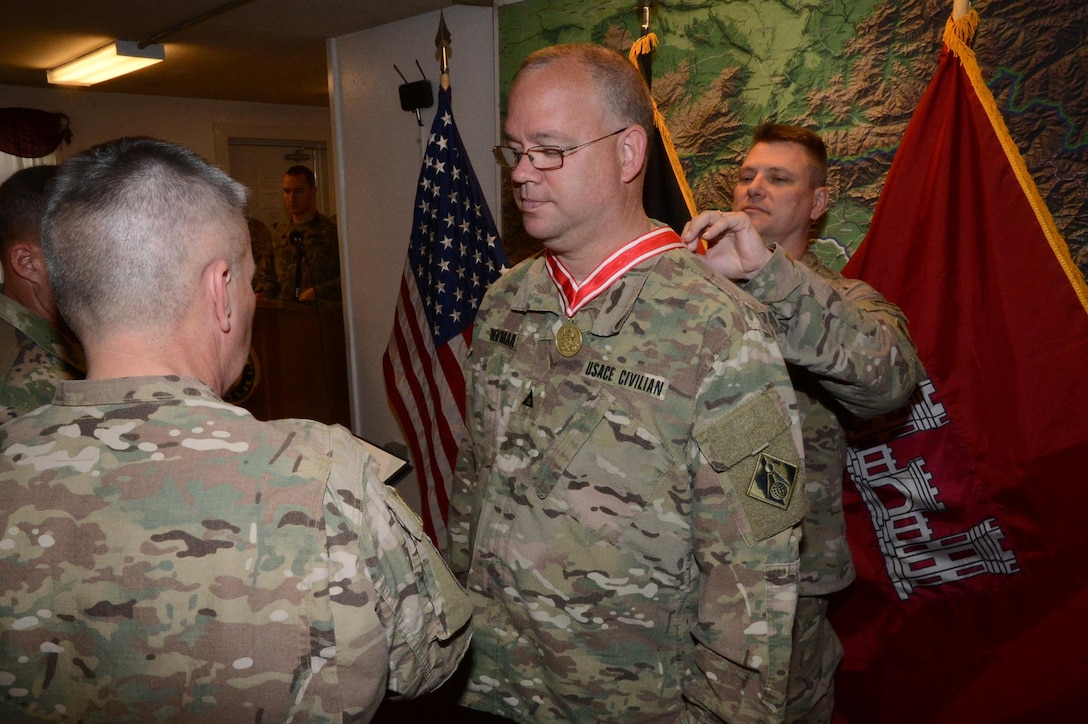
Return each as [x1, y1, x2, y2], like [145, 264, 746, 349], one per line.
[3, 0, 492, 107]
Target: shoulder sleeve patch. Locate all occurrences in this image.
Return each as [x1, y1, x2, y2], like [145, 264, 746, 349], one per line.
[694, 384, 807, 543]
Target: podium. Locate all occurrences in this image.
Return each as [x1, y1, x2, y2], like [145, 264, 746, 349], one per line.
[226, 298, 351, 427]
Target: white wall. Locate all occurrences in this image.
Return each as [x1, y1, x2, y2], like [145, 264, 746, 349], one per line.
[0, 84, 332, 170]
[329, 5, 498, 514]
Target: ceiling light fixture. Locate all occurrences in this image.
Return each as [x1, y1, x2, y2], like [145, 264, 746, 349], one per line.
[47, 40, 165, 87]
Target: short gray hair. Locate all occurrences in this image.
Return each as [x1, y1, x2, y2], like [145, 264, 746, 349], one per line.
[43, 137, 248, 340]
[519, 43, 655, 136]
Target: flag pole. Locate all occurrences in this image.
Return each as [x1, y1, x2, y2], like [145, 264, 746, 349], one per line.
[384, 7, 509, 546]
[436, 10, 452, 91]
[952, 0, 970, 21]
[628, 0, 698, 237]
[633, 1, 654, 88]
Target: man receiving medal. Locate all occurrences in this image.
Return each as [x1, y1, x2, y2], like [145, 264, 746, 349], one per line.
[447, 43, 809, 723]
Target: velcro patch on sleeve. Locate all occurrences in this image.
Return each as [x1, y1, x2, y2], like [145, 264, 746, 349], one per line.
[694, 384, 807, 542]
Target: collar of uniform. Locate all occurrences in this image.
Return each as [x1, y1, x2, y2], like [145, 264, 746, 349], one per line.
[799, 246, 841, 283]
[511, 254, 658, 339]
[288, 211, 333, 232]
[53, 375, 228, 408]
[0, 294, 85, 371]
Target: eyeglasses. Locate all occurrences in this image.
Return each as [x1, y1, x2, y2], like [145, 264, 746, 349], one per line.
[493, 128, 628, 171]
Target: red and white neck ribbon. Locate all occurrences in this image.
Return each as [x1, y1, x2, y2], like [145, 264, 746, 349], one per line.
[545, 227, 683, 317]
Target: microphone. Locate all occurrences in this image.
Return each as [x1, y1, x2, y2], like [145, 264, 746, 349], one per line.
[289, 231, 304, 301]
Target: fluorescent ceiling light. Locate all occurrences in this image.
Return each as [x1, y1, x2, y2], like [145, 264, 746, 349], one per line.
[47, 40, 165, 87]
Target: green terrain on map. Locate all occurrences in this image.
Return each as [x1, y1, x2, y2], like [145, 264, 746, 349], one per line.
[496, 0, 1087, 275]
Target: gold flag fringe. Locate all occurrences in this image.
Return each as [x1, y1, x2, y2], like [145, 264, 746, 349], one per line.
[628, 33, 698, 223]
[943, 10, 1088, 312]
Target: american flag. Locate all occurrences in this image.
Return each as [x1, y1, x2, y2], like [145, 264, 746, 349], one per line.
[383, 82, 508, 547]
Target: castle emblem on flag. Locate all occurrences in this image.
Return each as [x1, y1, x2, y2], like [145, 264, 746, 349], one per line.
[847, 380, 1020, 600]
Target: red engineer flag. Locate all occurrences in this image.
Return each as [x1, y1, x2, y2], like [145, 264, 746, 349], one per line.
[831, 8, 1088, 722]
[383, 79, 508, 547]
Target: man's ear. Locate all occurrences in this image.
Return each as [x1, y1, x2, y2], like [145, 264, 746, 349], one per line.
[810, 186, 830, 221]
[8, 243, 47, 284]
[620, 125, 650, 183]
[207, 260, 234, 334]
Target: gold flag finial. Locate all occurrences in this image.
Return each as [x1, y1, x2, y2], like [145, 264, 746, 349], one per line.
[435, 9, 452, 82]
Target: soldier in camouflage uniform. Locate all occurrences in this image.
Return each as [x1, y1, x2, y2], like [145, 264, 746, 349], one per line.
[447, 44, 807, 722]
[682, 124, 925, 722]
[0, 165, 83, 422]
[271, 165, 341, 302]
[0, 137, 470, 722]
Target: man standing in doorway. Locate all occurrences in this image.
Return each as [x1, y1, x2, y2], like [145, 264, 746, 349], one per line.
[276, 164, 341, 302]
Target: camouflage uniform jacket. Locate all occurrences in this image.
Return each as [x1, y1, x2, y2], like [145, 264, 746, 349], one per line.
[0, 376, 471, 722]
[0, 294, 83, 423]
[248, 216, 281, 299]
[742, 246, 923, 595]
[448, 245, 807, 723]
[272, 212, 342, 302]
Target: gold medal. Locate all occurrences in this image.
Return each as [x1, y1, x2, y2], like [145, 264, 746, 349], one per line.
[545, 228, 684, 360]
[555, 321, 583, 357]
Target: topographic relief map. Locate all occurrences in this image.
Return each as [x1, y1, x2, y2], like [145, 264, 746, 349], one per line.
[496, 0, 1087, 276]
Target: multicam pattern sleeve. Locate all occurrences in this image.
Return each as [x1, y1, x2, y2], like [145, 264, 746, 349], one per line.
[743, 246, 924, 417]
[324, 427, 473, 699]
[739, 246, 926, 596]
[685, 267, 807, 722]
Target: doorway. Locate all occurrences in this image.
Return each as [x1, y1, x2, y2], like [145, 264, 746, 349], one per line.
[227, 138, 333, 235]
[223, 137, 350, 429]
